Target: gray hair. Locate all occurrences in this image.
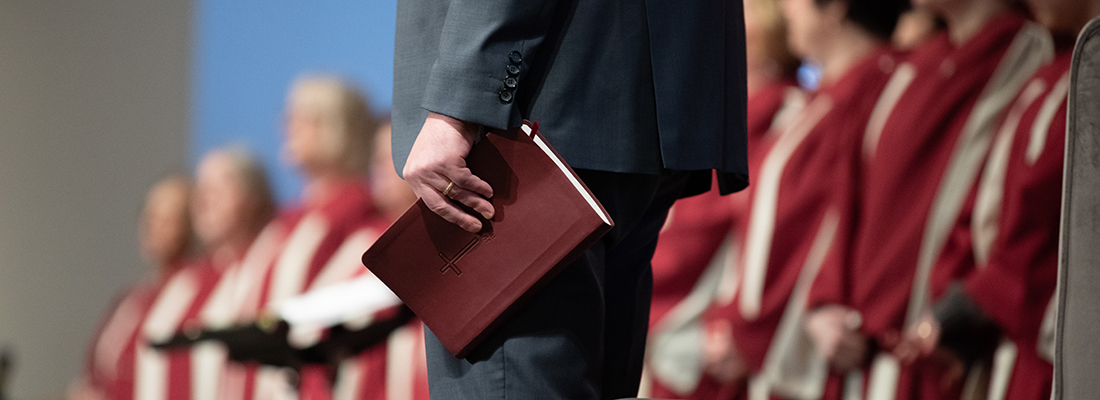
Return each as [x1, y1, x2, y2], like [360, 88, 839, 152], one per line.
[204, 146, 276, 234]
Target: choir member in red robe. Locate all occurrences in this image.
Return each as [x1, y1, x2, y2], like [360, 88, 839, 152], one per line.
[134, 149, 276, 400]
[805, 0, 1052, 399]
[697, 0, 907, 398]
[896, 1, 1099, 399]
[189, 148, 278, 400]
[640, 0, 804, 397]
[229, 76, 387, 400]
[330, 122, 428, 400]
[69, 177, 194, 400]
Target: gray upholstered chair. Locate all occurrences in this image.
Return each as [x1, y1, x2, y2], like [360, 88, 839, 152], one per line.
[1052, 15, 1100, 400]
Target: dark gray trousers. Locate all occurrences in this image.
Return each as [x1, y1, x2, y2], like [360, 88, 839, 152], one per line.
[425, 169, 692, 400]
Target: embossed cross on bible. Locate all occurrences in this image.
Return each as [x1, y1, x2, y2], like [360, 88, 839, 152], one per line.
[438, 237, 479, 276]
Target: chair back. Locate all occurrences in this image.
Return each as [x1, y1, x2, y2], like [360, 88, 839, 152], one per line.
[1053, 15, 1100, 400]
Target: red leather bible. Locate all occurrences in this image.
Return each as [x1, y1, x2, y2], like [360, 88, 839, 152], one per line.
[361, 120, 614, 358]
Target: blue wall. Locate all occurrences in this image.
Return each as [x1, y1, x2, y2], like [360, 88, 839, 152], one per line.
[192, 0, 397, 204]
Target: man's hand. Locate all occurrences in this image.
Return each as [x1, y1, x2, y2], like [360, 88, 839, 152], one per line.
[402, 113, 495, 233]
[806, 305, 869, 372]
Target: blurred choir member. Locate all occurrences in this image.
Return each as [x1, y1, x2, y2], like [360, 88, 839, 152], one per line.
[342, 121, 429, 400]
[377, 143, 427, 399]
[367, 122, 420, 225]
[189, 148, 280, 400]
[640, 0, 804, 397]
[69, 177, 194, 400]
[238, 76, 388, 400]
[700, 0, 907, 398]
[134, 150, 275, 400]
[327, 121, 428, 400]
[896, 1, 1100, 399]
[804, 0, 1051, 399]
[893, 8, 944, 51]
[740, 0, 807, 147]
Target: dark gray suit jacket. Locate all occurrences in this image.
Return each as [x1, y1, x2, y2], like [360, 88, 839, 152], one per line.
[391, 0, 749, 195]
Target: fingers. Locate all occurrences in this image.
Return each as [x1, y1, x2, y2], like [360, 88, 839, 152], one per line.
[449, 166, 494, 199]
[444, 182, 495, 220]
[937, 350, 966, 389]
[421, 190, 483, 233]
[806, 309, 845, 358]
[706, 346, 748, 384]
[896, 315, 942, 364]
[405, 165, 493, 232]
[428, 169, 493, 220]
[896, 332, 928, 364]
[711, 356, 748, 384]
[894, 337, 921, 364]
[402, 112, 488, 232]
[703, 331, 732, 367]
[832, 332, 869, 372]
[915, 318, 941, 355]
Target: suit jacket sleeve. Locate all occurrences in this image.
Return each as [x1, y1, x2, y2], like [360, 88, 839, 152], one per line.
[419, 0, 563, 130]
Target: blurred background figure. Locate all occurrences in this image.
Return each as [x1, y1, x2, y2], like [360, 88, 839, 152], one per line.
[700, 0, 907, 398]
[893, 8, 944, 50]
[69, 176, 194, 400]
[329, 120, 427, 400]
[804, 0, 1051, 399]
[1, 2, 406, 398]
[187, 148, 278, 400]
[191, 148, 277, 288]
[742, 0, 805, 102]
[895, 1, 1100, 400]
[210, 117, 425, 400]
[639, 0, 805, 398]
[740, 0, 808, 147]
[133, 149, 275, 400]
[231, 75, 387, 400]
[368, 121, 419, 224]
[12, 1, 1100, 399]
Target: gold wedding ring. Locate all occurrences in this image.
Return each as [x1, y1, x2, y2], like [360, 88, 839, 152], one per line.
[442, 181, 456, 197]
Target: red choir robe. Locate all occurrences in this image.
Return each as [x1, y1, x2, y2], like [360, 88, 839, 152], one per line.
[645, 178, 742, 400]
[188, 226, 285, 400]
[806, 12, 1051, 400]
[329, 283, 431, 400]
[744, 80, 810, 151]
[135, 258, 226, 400]
[702, 47, 899, 400]
[233, 181, 414, 400]
[75, 276, 166, 400]
[644, 80, 806, 399]
[930, 48, 1071, 400]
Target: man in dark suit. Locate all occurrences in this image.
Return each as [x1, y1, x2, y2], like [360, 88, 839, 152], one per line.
[391, 0, 748, 397]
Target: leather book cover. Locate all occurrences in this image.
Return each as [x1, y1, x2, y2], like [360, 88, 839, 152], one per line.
[361, 120, 614, 358]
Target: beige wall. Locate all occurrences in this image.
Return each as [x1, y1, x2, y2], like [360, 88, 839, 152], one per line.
[0, 1, 191, 398]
